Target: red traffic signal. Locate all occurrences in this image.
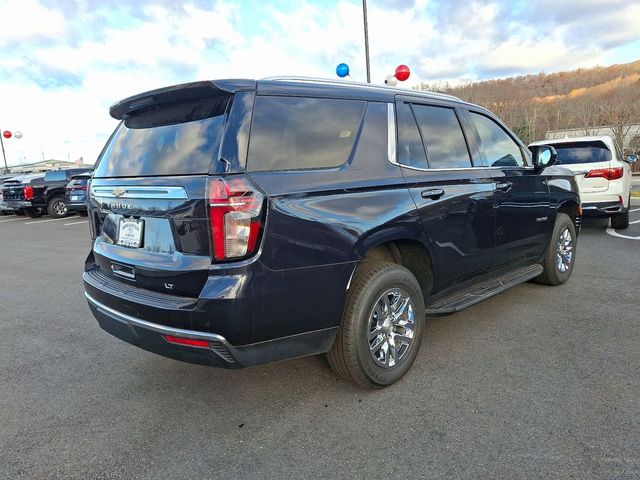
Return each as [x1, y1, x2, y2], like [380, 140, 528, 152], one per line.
[395, 65, 410, 81]
[2, 131, 12, 139]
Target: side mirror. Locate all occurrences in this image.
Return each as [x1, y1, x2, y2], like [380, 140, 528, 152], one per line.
[530, 145, 557, 170]
[626, 154, 638, 164]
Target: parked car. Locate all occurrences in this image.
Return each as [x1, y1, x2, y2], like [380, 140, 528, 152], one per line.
[529, 136, 636, 229]
[1, 168, 93, 218]
[1, 174, 46, 216]
[84, 78, 580, 388]
[65, 173, 91, 216]
[0, 174, 19, 215]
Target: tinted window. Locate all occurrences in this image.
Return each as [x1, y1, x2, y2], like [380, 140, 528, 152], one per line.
[94, 96, 229, 178]
[549, 141, 612, 165]
[44, 171, 68, 182]
[69, 177, 89, 187]
[470, 112, 524, 167]
[397, 102, 428, 169]
[411, 105, 472, 168]
[247, 96, 365, 171]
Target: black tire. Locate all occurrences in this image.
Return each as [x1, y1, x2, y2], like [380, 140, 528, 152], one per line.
[78, 210, 88, 217]
[610, 199, 630, 229]
[327, 261, 426, 389]
[24, 208, 44, 218]
[15, 209, 25, 215]
[534, 213, 576, 286]
[47, 197, 69, 218]
[0, 210, 7, 216]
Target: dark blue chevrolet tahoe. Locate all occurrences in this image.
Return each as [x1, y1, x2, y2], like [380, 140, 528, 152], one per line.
[84, 78, 580, 388]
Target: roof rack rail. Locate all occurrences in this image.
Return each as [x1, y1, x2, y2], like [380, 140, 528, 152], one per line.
[260, 76, 462, 102]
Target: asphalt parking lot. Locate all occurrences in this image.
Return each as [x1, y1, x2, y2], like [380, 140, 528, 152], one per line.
[1, 202, 639, 480]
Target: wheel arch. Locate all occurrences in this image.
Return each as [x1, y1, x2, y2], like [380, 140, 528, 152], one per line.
[351, 230, 435, 302]
[45, 187, 65, 203]
[556, 199, 581, 234]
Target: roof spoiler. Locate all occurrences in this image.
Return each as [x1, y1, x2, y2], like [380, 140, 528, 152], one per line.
[109, 79, 256, 120]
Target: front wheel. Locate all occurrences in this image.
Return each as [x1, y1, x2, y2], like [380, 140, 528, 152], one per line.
[327, 262, 426, 389]
[47, 197, 69, 218]
[535, 213, 577, 286]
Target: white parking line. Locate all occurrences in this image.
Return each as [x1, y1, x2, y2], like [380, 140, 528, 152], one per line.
[630, 208, 640, 213]
[24, 217, 70, 225]
[64, 220, 88, 226]
[606, 227, 640, 240]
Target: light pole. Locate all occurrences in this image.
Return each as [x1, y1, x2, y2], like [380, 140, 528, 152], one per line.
[1, 129, 23, 174]
[1, 130, 10, 174]
[362, 0, 371, 83]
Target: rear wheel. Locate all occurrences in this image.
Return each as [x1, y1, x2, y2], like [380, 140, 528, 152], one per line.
[24, 208, 44, 218]
[610, 197, 630, 229]
[535, 213, 576, 286]
[327, 261, 426, 389]
[47, 197, 69, 218]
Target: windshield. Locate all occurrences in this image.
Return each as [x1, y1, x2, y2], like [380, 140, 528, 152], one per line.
[551, 141, 612, 165]
[94, 96, 230, 178]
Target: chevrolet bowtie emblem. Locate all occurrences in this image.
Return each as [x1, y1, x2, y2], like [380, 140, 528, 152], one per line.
[113, 187, 126, 197]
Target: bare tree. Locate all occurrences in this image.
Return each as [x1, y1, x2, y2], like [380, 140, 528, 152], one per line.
[599, 85, 640, 155]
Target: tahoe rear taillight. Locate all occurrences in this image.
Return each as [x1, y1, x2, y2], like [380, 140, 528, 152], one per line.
[208, 176, 264, 261]
[23, 186, 33, 200]
[585, 167, 623, 180]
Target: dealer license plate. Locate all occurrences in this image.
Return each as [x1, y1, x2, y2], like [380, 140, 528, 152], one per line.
[117, 218, 144, 248]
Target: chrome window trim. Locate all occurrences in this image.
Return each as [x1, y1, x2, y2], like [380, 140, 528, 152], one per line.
[391, 164, 536, 173]
[387, 103, 397, 165]
[90, 185, 189, 200]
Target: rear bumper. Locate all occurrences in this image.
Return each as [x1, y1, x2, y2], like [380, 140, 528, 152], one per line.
[582, 200, 625, 217]
[86, 292, 337, 368]
[4, 200, 31, 208]
[66, 202, 87, 212]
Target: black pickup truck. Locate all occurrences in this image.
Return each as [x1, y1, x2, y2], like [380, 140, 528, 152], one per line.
[1, 168, 93, 218]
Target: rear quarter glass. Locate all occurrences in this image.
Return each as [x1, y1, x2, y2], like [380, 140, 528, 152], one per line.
[94, 95, 231, 178]
[247, 96, 366, 172]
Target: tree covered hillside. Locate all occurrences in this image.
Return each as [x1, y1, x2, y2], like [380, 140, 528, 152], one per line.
[417, 60, 640, 154]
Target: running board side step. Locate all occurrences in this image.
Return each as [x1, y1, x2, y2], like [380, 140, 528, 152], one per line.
[425, 264, 543, 316]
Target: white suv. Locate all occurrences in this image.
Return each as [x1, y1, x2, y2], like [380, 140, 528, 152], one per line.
[529, 136, 637, 229]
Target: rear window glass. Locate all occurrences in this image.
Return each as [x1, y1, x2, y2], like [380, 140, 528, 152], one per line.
[397, 102, 428, 169]
[94, 97, 229, 178]
[550, 141, 612, 165]
[44, 171, 68, 182]
[247, 96, 365, 171]
[69, 178, 88, 186]
[412, 105, 472, 169]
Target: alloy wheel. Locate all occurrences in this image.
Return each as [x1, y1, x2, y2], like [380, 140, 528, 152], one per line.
[556, 227, 573, 273]
[53, 201, 68, 216]
[367, 288, 416, 368]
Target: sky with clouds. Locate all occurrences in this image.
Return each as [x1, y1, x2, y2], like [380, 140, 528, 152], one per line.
[1, 0, 639, 167]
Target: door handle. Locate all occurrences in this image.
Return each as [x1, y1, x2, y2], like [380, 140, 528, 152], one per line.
[495, 181, 513, 192]
[421, 188, 445, 200]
